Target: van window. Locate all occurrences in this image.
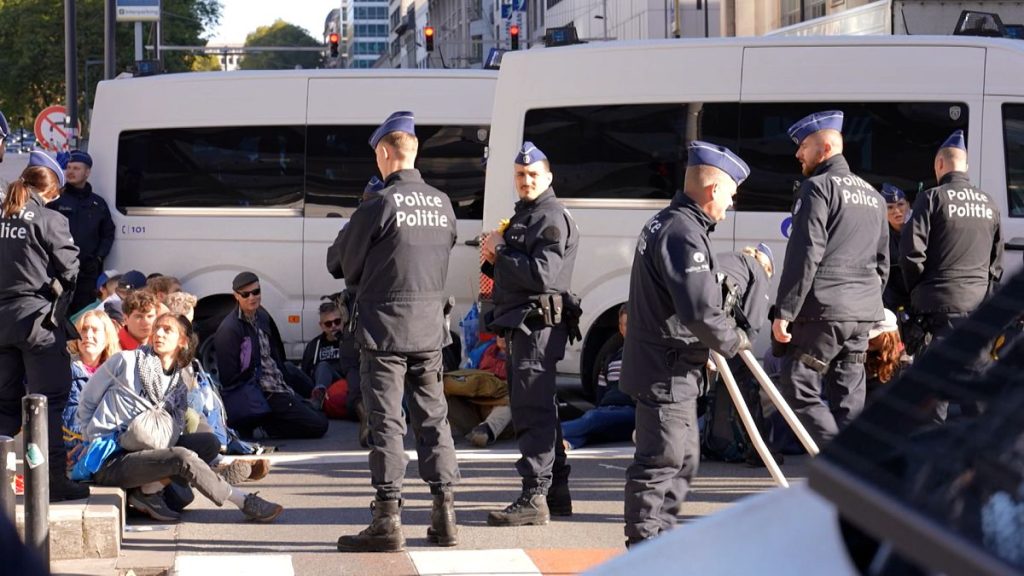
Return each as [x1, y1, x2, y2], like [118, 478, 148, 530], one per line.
[737, 102, 968, 212]
[522, 103, 738, 202]
[116, 126, 305, 211]
[1002, 104, 1024, 217]
[306, 124, 488, 219]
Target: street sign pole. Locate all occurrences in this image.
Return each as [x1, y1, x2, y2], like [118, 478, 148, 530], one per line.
[65, 0, 78, 150]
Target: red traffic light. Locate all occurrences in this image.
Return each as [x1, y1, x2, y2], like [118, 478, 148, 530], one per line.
[509, 24, 520, 50]
[328, 32, 339, 44]
[509, 25, 520, 36]
[424, 26, 435, 38]
[424, 26, 435, 51]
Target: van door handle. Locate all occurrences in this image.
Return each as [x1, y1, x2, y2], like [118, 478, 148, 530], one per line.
[1007, 237, 1024, 251]
[464, 238, 481, 247]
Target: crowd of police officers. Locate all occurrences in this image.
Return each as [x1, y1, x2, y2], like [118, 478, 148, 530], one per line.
[0, 105, 1005, 551]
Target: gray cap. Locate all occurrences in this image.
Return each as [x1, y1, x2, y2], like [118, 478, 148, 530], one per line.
[232, 271, 259, 291]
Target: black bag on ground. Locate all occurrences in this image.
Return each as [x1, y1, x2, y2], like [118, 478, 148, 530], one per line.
[700, 361, 766, 463]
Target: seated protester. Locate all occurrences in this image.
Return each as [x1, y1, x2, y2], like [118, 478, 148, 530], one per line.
[76, 314, 284, 523]
[443, 335, 513, 448]
[300, 300, 361, 413]
[64, 310, 122, 473]
[147, 275, 182, 305]
[561, 306, 634, 450]
[168, 292, 270, 481]
[102, 269, 146, 321]
[866, 308, 906, 400]
[119, 289, 159, 351]
[69, 270, 119, 325]
[215, 272, 328, 440]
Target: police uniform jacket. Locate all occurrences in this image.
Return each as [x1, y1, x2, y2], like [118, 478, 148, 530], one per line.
[900, 171, 1003, 314]
[883, 224, 911, 311]
[326, 169, 457, 353]
[775, 155, 888, 323]
[623, 192, 743, 395]
[715, 252, 771, 341]
[483, 187, 578, 329]
[0, 191, 79, 324]
[48, 183, 115, 262]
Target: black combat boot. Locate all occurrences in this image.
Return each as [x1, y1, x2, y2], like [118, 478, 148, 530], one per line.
[337, 499, 406, 552]
[547, 464, 573, 517]
[487, 493, 550, 527]
[426, 491, 458, 546]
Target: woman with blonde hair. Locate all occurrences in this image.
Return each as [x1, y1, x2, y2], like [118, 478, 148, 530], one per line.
[0, 152, 89, 501]
[64, 310, 122, 462]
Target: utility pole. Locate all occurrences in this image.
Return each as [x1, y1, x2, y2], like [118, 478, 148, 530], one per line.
[65, 0, 78, 149]
[104, 0, 116, 79]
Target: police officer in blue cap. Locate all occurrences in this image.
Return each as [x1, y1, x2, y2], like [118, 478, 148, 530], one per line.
[900, 130, 1003, 420]
[329, 111, 460, 552]
[772, 111, 888, 448]
[880, 183, 912, 314]
[0, 151, 90, 501]
[0, 111, 9, 165]
[48, 150, 116, 314]
[481, 141, 581, 527]
[622, 141, 752, 545]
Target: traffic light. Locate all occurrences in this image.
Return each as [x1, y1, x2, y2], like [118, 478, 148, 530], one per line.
[424, 26, 435, 52]
[510, 24, 520, 50]
[328, 33, 339, 58]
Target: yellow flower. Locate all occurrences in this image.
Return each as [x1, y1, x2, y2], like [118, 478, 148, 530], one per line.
[497, 218, 510, 233]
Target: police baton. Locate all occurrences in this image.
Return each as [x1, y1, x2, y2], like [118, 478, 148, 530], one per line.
[738, 349, 820, 457]
[710, 351, 788, 488]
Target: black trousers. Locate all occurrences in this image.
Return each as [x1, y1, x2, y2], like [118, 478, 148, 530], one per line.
[506, 323, 569, 495]
[0, 310, 72, 468]
[922, 310, 990, 422]
[236, 391, 329, 440]
[781, 320, 872, 448]
[69, 258, 100, 316]
[361, 349, 459, 500]
[623, 345, 702, 543]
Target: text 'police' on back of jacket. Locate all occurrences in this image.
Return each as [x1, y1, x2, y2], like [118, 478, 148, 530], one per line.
[775, 155, 888, 323]
[326, 169, 457, 353]
[490, 188, 579, 321]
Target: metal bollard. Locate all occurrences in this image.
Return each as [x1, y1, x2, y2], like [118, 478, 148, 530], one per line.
[0, 435, 14, 526]
[22, 394, 49, 566]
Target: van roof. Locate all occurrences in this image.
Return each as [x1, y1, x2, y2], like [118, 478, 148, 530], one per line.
[104, 67, 497, 86]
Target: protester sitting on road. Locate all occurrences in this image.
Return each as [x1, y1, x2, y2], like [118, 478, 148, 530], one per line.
[118, 289, 160, 351]
[70, 270, 120, 325]
[63, 310, 122, 474]
[301, 300, 361, 413]
[444, 335, 513, 448]
[102, 269, 147, 323]
[215, 271, 328, 440]
[76, 313, 284, 523]
[866, 308, 905, 399]
[561, 306, 634, 450]
[165, 291, 198, 320]
[147, 275, 182, 304]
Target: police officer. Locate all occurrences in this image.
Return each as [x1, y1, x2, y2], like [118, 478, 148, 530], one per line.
[481, 142, 580, 527]
[881, 183, 912, 314]
[900, 130, 1003, 420]
[0, 111, 9, 166]
[622, 141, 751, 546]
[717, 243, 774, 341]
[48, 150, 116, 314]
[0, 151, 89, 501]
[328, 111, 460, 553]
[772, 111, 889, 448]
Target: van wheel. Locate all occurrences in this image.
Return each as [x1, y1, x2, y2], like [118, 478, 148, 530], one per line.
[580, 326, 618, 401]
[197, 337, 220, 387]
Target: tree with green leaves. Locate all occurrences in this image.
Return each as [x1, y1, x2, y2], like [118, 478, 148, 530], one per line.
[0, 0, 220, 135]
[240, 19, 322, 71]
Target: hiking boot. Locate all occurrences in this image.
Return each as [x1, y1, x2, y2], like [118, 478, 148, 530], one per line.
[128, 490, 181, 522]
[547, 465, 573, 517]
[217, 460, 253, 485]
[338, 499, 406, 552]
[242, 492, 284, 522]
[465, 424, 492, 448]
[50, 474, 90, 502]
[487, 493, 549, 527]
[427, 492, 458, 547]
[247, 459, 271, 482]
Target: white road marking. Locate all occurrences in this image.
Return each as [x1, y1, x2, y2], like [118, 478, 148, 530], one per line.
[223, 446, 636, 467]
[172, 554, 294, 576]
[410, 549, 541, 576]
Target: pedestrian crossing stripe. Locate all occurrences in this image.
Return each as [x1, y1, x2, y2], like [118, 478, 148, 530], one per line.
[173, 554, 294, 575]
[222, 445, 637, 467]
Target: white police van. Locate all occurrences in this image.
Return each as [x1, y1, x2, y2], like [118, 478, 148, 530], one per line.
[484, 36, 1024, 394]
[88, 69, 496, 358]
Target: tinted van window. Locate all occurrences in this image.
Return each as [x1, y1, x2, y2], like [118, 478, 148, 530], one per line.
[523, 103, 738, 202]
[306, 124, 488, 219]
[1002, 104, 1024, 217]
[116, 126, 305, 212]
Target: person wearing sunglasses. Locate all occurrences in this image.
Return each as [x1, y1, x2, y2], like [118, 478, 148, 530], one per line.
[213, 271, 328, 440]
[300, 301, 361, 414]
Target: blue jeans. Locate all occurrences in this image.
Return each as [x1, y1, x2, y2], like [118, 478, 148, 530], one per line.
[561, 405, 636, 449]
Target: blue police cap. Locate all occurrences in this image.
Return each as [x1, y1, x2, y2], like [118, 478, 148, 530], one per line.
[940, 129, 966, 152]
[69, 150, 93, 168]
[687, 141, 750, 185]
[880, 183, 905, 203]
[0, 111, 8, 138]
[368, 111, 415, 149]
[364, 176, 384, 195]
[515, 141, 548, 166]
[27, 150, 66, 188]
[96, 269, 120, 290]
[756, 242, 775, 272]
[787, 110, 844, 145]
